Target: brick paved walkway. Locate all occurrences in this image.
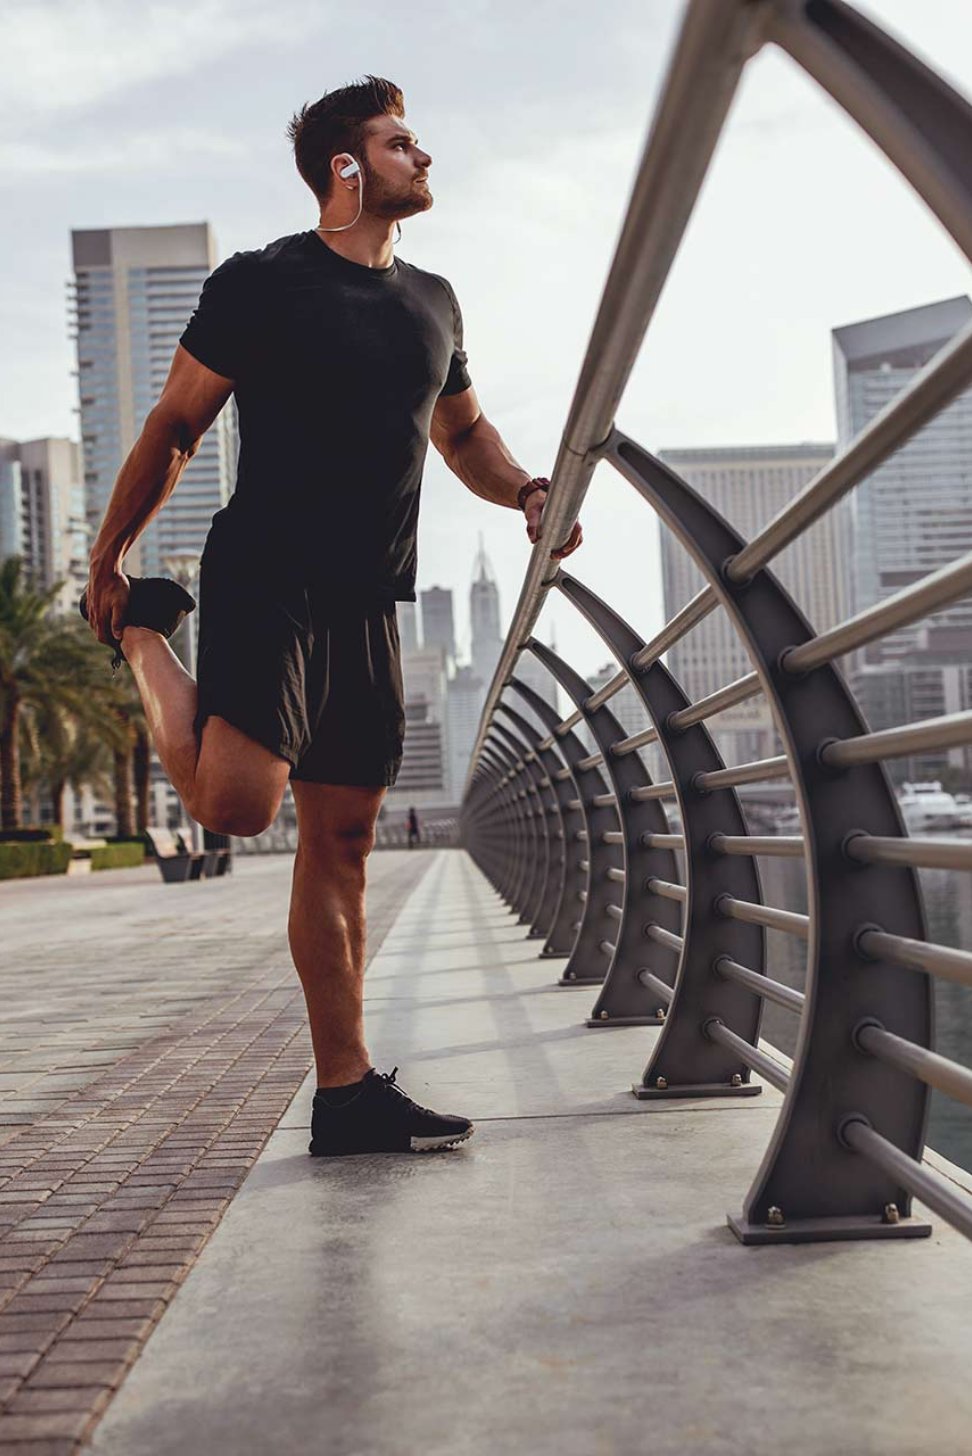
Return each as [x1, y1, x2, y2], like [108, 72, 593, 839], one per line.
[0, 850, 434, 1452]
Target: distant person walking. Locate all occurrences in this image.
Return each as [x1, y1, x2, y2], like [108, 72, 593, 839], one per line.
[80, 76, 582, 1158]
[407, 806, 420, 849]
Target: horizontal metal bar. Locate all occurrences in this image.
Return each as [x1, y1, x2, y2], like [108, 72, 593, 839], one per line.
[647, 877, 687, 904]
[582, 591, 718, 716]
[710, 834, 804, 858]
[576, 830, 589, 843]
[668, 673, 761, 730]
[784, 552, 972, 674]
[599, 939, 617, 957]
[642, 833, 685, 850]
[629, 781, 677, 802]
[857, 929, 972, 990]
[630, 587, 718, 671]
[637, 969, 675, 1005]
[554, 766, 573, 781]
[611, 726, 659, 756]
[822, 710, 972, 768]
[592, 792, 617, 808]
[605, 903, 624, 922]
[579, 859, 590, 872]
[577, 752, 604, 772]
[845, 835, 972, 873]
[606, 867, 626, 885]
[567, 798, 581, 811]
[726, 318, 972, 583]
[578, 889, 588, 903]
[695, 756, 790, 791]
[556, 710, 583, 736]
[603, 830, 625, 845]
[856, 1023, 972, 1109]
[718, 895, 809, 940]
[706, 1020, 790, 1093]
[841, 1119, 972, 1240]
[645, 924, 684, 953]
[715, 955, 805, 1013]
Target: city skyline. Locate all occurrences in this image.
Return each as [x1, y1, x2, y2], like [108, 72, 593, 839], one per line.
[3, 2, 972, 679]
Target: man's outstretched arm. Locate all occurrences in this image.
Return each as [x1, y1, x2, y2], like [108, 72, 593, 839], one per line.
[430, 385, 583, 561]
[85, 346, 234, 645]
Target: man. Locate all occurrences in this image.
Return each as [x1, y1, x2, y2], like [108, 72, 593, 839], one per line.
[81, 76, 582, 1158]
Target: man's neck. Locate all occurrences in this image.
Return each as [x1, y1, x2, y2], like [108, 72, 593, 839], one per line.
[314, 215, 396, 271]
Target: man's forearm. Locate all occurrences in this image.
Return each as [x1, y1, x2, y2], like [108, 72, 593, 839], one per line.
[442, 413, 531, 508]
[90, 410, 196, 575]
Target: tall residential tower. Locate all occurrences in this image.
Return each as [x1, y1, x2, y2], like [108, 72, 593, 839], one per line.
[69, 224, 237, 578]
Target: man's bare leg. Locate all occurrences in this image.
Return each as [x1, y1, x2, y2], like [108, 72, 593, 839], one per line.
[120, 625, 291, 836]
[288, 781, 385, 1087]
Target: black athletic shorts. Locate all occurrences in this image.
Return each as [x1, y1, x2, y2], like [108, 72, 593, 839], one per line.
[192, 513, 406, 787]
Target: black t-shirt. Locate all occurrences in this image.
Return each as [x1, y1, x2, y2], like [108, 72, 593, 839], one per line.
[179, 230, 472, 602]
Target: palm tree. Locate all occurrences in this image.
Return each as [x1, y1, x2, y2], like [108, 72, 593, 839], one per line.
[0, 557, 104, 834]
[19, 701, 113, 830]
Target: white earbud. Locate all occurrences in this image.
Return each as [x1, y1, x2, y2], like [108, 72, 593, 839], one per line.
[339, 158, 360, 179]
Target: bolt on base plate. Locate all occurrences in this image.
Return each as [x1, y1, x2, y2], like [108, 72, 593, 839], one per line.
[727, 1211, 932, 1245]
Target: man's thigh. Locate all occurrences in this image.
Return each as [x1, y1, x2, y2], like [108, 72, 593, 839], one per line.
[195, 714, 292, 834]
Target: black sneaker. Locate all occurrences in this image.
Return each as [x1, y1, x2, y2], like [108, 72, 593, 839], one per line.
[79, 576, 196, 671]
[309, 1067, 474, 1157]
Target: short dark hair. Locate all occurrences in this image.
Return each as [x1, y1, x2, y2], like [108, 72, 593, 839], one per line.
[287, 76, 405, 201]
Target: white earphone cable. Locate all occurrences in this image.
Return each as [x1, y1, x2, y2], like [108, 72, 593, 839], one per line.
[316, 162, 403, 244]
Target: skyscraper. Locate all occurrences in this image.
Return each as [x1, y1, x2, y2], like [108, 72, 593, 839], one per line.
[0, 437, 87, 614]
[469, 536, 502, 689]
[659, 444, 839, 764]
[833, 296, 972, 780]
[398, 600, 420, 654]
[420, 585, 456, 669]
[69, 225, 236, 578]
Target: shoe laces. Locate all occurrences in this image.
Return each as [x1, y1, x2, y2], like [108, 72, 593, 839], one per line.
[374, 1067, 430, 1114]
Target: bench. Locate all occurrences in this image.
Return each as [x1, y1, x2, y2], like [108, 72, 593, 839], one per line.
[144, 827, 230, 883]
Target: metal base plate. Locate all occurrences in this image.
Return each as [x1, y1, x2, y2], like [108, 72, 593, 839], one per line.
[728, 1211, 933, 1245]
[539, 948, 570, 958]
[586, 1016, 665, 1028]
[632, 1081, 763, 1100]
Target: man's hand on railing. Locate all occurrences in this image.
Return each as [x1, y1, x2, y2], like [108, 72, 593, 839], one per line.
[520, 478, 584, 560]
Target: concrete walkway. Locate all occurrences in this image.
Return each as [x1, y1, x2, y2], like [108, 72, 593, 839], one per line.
[88, 850, 972, 1456]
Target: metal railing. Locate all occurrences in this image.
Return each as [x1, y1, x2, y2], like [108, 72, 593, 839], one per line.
[461, 0, 972, 1245]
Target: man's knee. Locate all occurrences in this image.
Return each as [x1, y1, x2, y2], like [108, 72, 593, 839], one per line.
[301, 817, 377, 867]
[192, 785, 281, 839]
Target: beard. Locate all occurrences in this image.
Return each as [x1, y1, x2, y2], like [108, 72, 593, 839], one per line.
[361, 160, 433, 219]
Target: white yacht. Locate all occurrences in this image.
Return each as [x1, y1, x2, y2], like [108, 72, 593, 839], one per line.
[896, 781, 961, 832]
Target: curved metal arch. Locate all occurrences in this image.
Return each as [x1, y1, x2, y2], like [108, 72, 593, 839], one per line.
[482, 735, 537, 917]
[477, 741, 530, 908]
[526, 639, 685, 1027]
[464, 751, 516, 899]
[495, 702, 574, 951]
[555, 571, 766, 1094]
[609, 432, 932, 1243]
[507, 674, 619, 987]
[491, 720, 553, 933]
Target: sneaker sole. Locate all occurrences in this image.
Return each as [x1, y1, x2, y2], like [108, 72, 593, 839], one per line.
[411, 1126, 475, 1152]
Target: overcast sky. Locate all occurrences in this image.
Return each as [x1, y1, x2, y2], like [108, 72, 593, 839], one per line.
[3, 0, 972, 677]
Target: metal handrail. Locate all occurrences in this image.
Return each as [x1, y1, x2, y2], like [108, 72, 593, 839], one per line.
[461, 0, 972, 1248]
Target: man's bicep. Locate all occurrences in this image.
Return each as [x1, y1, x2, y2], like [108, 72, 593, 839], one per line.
[431, 384, 481, 455]
[153, 345, 235, 444]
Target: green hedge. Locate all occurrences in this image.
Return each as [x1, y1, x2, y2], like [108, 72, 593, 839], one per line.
[90, 842, 145, 872]
[0, 841, 72, 880]
[0, 825, 64, 844]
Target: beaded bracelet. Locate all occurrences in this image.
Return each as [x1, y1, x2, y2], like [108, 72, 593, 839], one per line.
[517, 477, 550, 512]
